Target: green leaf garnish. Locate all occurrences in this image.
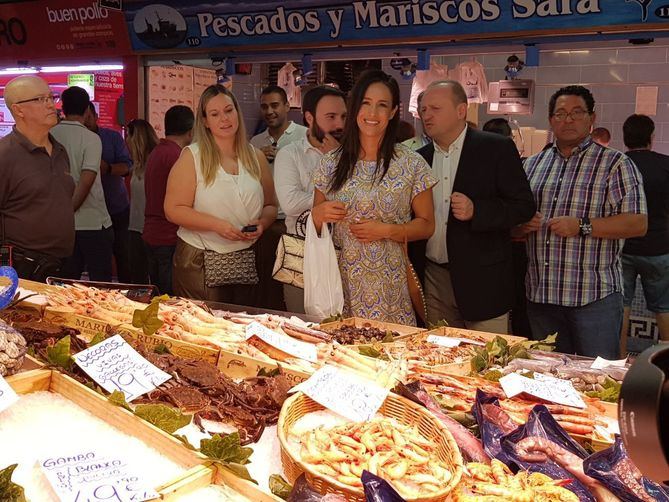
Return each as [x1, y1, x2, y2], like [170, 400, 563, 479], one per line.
[585, 377, 622, 403]
[88, 332, 106, 347]
[46, 335, 73, 371]
[257, 367, 281, 378]
[134, 404, 192, 434]
[0, 464, 26, 502]
[358, 346, 382, 359]
[154, 343, 171, 355]
[174, 434, 198, 451]
[269, 474, 293, 500]
[200, 432, 253, 465]
[320, 313, 343, 324]
[382, 331, 395, 343]
[107, 390, 132, 411]
[220, 463, 257, 483]
[132, 300, 164, 336]
[428, 319, 449, 329]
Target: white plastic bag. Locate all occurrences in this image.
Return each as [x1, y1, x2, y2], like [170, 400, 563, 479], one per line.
[303, 214, 344, 319]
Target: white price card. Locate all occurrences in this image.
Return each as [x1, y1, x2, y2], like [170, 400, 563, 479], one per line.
[40, 450, 158, 502]
[426, 335, 461, 348]
[590, 356, 628, 370]
[246, 321, 318, 362]
[0, 374, 18, 413]
[499, 372, 586, 409]
[73, 335, 171, 401]
[291, 365, 389, 422]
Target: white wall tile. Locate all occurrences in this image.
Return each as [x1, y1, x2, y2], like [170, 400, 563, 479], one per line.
[615, 47, 667, 64]
[580, 65, 629, 84]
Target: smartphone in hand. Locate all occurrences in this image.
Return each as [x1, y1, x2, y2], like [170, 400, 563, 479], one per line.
[241, 225, 258, 233]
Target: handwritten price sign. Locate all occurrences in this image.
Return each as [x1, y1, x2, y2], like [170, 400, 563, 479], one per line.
[500, 372, 586, 409]
[245, 321, 318, 362]
[73, 335, 171, 401]
[292, 365, 389, 422]
[0, 374, 18, 414]
[40, 450, 158, 502]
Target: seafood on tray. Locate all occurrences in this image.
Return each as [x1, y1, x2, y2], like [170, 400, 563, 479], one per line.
[318, 323, 401, 345]
[291, 417, 454, 499]
[454, 459, 579, 502]
[412, 372, 612, 441]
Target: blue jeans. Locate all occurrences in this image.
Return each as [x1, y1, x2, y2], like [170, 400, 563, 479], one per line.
[527, 293, 623, 358]
[146, 244, 175, 296]
[622, 253, 669, 313]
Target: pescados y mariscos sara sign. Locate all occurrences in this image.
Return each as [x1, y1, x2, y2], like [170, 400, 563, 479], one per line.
[125, 0, 668, 52]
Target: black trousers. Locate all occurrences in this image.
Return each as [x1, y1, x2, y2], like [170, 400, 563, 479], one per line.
[146, 243, 175, 295]
[110, 207, 131, 283]
[128, 230, 150, 284]
[62, 226, 114, 282]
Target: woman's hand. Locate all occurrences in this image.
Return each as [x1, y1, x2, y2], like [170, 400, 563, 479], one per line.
[349, 220, 391, 243]
[312, 200, 347, 226]
[215, 219, 248, 241]
[241, 219, 264, 241]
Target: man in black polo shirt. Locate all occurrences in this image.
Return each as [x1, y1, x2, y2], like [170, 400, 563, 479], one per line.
[0, 75, 75, 281]
[620, 114, 669, 353]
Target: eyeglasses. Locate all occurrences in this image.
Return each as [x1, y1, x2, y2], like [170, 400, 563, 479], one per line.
[552, 109, 591, 122]
[15, 93, 60, 105]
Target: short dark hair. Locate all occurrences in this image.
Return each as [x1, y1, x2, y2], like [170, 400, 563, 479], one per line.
[592, 127, 611, 143]
[61, 86, 90, 116]
[165, 105, 194, 136]
[87, 102, 97, 116]
[301, 85, 346, 126]
[623, 114, 654, 149]
[260, 85, 288, 104]
[483, 118, 512, 138]
[548, 85, 595, 117]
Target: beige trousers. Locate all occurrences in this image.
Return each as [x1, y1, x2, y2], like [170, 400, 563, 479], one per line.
[425, 260, 509, 334]
[283, 283, 305, 314]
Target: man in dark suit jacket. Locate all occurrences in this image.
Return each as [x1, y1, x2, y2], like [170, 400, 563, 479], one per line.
[415, 80, 536, 332]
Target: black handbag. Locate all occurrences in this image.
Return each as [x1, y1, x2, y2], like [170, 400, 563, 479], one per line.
[203, 247, 259, 287]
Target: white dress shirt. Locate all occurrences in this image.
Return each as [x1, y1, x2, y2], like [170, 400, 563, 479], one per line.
[274, 137, 323, 235]
[250, 121, 307, 153]
[426, 126, 468, 264]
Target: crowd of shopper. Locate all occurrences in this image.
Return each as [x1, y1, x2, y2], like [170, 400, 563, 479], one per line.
[3, 70, 666, 360]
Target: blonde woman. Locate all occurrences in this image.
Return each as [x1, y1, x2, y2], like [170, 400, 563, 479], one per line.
[165, 85, 278, 303]
[126, 119, 158, 283]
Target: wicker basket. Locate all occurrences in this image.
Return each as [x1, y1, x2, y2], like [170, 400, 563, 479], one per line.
[277, 392, 463, 502]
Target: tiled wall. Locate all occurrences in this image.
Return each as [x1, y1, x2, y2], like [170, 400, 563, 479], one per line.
[428, 43, 669, 155]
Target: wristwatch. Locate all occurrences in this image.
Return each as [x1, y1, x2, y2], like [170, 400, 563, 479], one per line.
[579, 217, 593, 236]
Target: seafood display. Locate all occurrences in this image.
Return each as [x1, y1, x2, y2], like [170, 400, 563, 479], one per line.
[319, 323, 401, 345]
[291, 417, 454, 499]
[455, 459, 579, 501]
[137, 349, 291, 444]
[0, 319, 27, 376]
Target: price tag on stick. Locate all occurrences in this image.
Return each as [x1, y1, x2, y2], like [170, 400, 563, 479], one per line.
[291, 365, 389, 422]
[73, 335, 171, 401]
[499, 372, 586, 409]
[40, 449, 158, 502]
[0, 374, 18, 414]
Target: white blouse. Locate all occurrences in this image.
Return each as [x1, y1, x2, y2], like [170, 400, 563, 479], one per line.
[177, 142, 263, 254]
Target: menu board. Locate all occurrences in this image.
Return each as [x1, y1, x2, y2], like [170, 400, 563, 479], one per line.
[147, 65, 217, 138]
[147, 65, 194, 137]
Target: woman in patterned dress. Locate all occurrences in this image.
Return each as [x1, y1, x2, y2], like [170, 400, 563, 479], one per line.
[311, 70, 437, 325]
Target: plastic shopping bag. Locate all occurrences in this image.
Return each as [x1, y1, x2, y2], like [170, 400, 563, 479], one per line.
[303, 214, 344, 319]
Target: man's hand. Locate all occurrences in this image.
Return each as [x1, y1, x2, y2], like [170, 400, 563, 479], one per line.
[547, 216, 580, 237]
[451, 192, 474, 221]
[349, 220, 390, 243]
[260, 145, 277, 163]
[317, 133, 341, 154]
[520, 212, 544, 234]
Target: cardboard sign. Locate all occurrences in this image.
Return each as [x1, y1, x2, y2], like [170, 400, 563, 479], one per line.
[40, 450, 158, 502]
[291, 365, 388, 422]
[73, 335, 171, 401]
[426, 335, 461, 348]
[0, 374, 19, 414]
[500, 372, 586, 409]
[246, 321, 318, 362]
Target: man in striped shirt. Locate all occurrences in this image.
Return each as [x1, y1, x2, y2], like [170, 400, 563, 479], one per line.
[518, 85, 647, 358]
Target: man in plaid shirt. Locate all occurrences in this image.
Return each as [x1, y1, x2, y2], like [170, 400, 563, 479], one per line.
[518, 85, 647, 358]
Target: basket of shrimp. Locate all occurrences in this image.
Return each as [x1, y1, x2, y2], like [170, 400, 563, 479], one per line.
[277, 391, 463, 501]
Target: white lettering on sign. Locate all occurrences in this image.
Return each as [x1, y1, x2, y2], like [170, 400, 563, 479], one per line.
[0, 374, 18, 414]
[291, 365, 389, 422]
[46, 2, 109, 25]
[245, 321, 318, 362]
[40, 449, 158, 502]
[500, 372, 586, 409]
[73, 335, 171, 401]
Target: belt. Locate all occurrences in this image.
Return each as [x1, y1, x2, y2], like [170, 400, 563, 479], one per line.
[428, 259, 450, 270]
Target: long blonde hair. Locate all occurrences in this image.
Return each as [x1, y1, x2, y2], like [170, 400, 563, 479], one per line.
[127, 119, 159, 178]
[194, 84, 260, 186]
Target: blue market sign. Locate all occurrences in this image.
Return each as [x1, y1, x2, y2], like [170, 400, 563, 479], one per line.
[125, 0, 669, 52]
